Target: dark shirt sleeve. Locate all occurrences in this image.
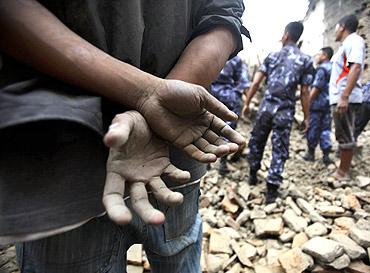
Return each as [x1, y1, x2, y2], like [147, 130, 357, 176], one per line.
[301, 58, 314, 86]
[192, 0, 251, 58]
[311, 67, 327, 90]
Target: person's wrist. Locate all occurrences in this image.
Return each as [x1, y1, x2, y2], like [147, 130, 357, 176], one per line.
[340, 94, 349, 100]
[134, 75, 163, 112]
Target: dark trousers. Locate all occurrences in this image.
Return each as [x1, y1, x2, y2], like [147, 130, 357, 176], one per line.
[306, 109, 332, 152]
[248, 103, 294, 185]
[355, 102, 370, 140]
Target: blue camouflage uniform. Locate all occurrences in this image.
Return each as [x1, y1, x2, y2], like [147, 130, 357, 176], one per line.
[355, 81, 370, 139]
[211, 55, 250, 129]
[306, 61, 332, 152]
[248, 43, 314, 185]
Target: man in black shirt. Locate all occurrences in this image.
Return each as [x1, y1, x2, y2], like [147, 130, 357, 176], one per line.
[0, 0, 248, 272]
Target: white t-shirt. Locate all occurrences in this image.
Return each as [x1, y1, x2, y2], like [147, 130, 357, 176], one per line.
[329, 32, 365, 105]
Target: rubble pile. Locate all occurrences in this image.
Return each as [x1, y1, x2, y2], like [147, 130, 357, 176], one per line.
[123, 109, 370, 273]
[196, 111, 370, 273]
[1, 102, 370, 273]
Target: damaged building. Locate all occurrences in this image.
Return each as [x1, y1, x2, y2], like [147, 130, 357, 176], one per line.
[302, 0, 370, 82]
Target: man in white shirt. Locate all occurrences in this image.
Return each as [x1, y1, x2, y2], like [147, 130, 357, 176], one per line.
[329, 14, 366, 180]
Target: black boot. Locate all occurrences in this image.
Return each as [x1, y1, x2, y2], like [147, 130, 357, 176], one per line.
[249, 170, 258, 186]
[219, 157, 229, 176]
[266, 183, 279, 204]
[323, 150, 333, 166]
[303, 148, 315, 162]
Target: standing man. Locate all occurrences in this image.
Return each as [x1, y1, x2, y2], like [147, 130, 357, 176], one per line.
[330, 14, 365, 181]
[211, 55, 250, 175]
[303, 47, 334, 165]
[242, 21, 314, 204]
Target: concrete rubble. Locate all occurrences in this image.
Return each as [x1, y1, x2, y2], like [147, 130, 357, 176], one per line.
[2, 101, 370, 273]
[193, 113, 370, 273]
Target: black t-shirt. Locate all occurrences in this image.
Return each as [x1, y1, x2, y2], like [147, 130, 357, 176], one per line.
[0, 0, 248, 179]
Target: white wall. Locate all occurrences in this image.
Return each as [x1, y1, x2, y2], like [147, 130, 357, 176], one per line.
[301, 0, 326, 57]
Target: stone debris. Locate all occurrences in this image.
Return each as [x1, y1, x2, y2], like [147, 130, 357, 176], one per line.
[292, 232, 309, 249]
[238, 184, 250, 202]
[327, 254, 351, 270]
[236, 209, 250, 225]
[219, 227, 241, 240]
[354, 192, 370, 205]
[127, 244, 143, 265]
[278, 248, 312, 273]
[334, 217, 356, 230]
[230, 240, 254, 267]
[296, 198, 315, 214]
[225, 262, 241, 273]
[349, 228, 370, 248]
[357, 176, 370, 188]
[305, 222, 328, 238]
[329, 234, 367, 260]
[279, 230, 296, 243]
[254, 218, 284, 237]
[317, 205, 346, 217]
[346, 194, 362, 211]
[286, 197, 303, 216]
[347, 260, 370, 273]
[250, 209, 267, 220]
[283, 209, 308, 233]
[221, 195, 239, 214]
[127, 265, 144, 273]
[263, 203, 277, 214]
[356, 219, 370, 231]
[206, 253, 230, 273]
[3, 100, 370, 273]
[209, 230, 233, 254]
[254, 265, 284, 273]
[302, 237, 344, 263]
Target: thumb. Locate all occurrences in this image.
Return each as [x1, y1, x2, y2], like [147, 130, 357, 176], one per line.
[104, 113, 135, 148]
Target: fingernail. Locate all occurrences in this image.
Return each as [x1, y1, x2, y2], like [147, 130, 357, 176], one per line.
[108, 123, 118, 131]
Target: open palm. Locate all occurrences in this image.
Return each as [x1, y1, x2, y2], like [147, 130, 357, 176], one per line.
[103, 111, 190, 225]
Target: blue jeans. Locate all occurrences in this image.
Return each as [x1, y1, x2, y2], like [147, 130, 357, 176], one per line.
[16, 183, 202, 273]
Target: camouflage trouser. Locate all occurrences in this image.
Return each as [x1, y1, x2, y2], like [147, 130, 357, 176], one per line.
[248, 104, 294, 185]
[210, 87, 242, 129]
[306, 109, 332, 152]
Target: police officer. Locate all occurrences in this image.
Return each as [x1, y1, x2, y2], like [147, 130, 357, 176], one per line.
[303, 47, 334, 165]
[242, 22, 314, 203]
[211, 55, 250, 175]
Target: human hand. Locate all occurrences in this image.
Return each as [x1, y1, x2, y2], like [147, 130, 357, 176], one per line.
[302, 119, 309, 133]
[103, 111, 191, 225]
[336, 96, 349, 114]
[137, 79, 245, 163]
[242, 103, 250, 118]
